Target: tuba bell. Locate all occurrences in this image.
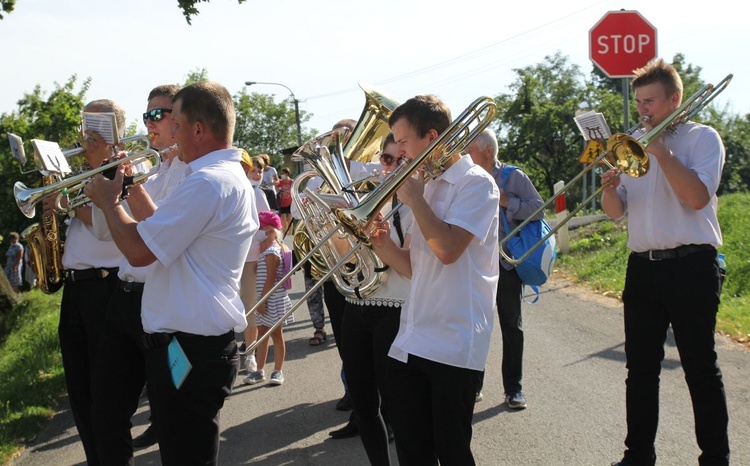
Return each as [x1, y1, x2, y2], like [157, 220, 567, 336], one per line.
[290, 85, 398, 298]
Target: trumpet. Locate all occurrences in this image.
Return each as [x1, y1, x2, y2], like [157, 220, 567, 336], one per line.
[14, 147, 161, 218]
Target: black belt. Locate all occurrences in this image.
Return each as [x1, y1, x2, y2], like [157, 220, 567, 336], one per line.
[118, 279, 145, 293]
[633, 244, 715, 261]
[64, 267, 119, 283]
[142, 330, 234, 350]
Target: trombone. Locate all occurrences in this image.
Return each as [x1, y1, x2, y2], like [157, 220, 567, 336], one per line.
[499, 74, 733, 265]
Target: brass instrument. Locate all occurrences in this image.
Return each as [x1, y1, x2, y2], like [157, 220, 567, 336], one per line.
[289, 84, 398, 296]
[290, 169, 387, 299]
[335, 95, 497, 245]
[245, 95, 497, 354]
[499, 73, 733, 265]
[14, 147, 161, 219]
[22, 173, 65, 294]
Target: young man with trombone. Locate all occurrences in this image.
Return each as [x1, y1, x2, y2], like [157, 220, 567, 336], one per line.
[602, 59, 730, 466]
[370, 95, 499, 465]
[85, 81, 257, 466]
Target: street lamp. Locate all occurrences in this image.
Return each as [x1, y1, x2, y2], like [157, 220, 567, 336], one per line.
[244, 81, 302, 148]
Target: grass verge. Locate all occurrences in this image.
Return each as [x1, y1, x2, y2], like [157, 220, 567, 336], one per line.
[0, 290, 64, 464]
[556, 192, 750, 346]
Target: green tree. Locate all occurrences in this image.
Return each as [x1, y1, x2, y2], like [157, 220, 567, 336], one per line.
[233, 89, 315, 167]
[178, 0, 246, 24]
[494, 52, 590, 203]
[183, 67, 209, 85]
[0, 75, 89, 234]
[1, 1, 246, 23]
[0, 0, 15, 19]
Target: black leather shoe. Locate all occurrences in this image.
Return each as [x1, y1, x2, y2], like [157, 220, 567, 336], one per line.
[133, 425, 158, 449]
[335, 392, 353, 411]
[329, 422, 360, 439]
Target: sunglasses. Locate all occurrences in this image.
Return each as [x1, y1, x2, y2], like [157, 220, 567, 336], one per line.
[142, 108, 172, 125]
[380, 152, 404, 166]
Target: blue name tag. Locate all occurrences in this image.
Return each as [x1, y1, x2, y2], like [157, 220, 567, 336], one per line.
[167, 337, 192, 389]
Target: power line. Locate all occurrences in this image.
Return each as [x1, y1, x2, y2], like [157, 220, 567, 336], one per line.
[304, 0, 610, 101]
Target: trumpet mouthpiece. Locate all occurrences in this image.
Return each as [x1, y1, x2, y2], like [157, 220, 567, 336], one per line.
[147, 133, 155, 140]
[640, 115, 651, 124]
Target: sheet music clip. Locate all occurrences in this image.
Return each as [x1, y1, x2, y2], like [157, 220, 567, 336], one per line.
[31, 139, 72, 175]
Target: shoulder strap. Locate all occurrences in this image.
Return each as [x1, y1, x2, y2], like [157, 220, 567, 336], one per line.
[499, 165, 519, 231]
[500, 165, 519, 190]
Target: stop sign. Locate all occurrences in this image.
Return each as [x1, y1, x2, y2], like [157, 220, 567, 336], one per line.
[589, 10, 657, 78]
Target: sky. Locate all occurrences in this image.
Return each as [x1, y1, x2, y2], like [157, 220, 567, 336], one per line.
[0, 0, 746, 145]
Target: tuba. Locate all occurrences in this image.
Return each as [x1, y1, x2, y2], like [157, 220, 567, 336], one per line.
[245, 95, 498, 354]
[22, 173, 65, 294]
[291, 132, 389, 299]
[290, 84, 398, 298]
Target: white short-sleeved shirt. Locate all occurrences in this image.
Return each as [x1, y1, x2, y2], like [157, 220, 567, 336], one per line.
[245, 186, 270, 263]
[137, 149, 258, 335]
[388, 155, 499, 371]
[91, 157, 191, 282]
[615, 122, 724, 251]
[62, 218, 121, 270]
[262, 166, 278, 194]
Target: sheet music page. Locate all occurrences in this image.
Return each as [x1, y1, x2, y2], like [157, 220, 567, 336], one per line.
[574, 111, 612, 141]
[31, 139, 72, 175]
[7, 133, 27, 165]
[82, 112, 119, 145]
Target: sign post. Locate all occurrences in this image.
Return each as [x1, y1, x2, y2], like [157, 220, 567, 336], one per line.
[587, 10, 657, 210]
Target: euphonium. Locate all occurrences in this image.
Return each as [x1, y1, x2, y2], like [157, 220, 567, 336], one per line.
[21, 173, 64, 294]
[291, 169, 388, 299]
[289, 84, 398, 298]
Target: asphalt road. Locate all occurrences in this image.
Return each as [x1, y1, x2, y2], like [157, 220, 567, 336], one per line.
[10, 275, 750, 466]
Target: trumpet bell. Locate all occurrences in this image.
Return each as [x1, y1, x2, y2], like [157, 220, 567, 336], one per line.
[14, 181, 43, 218]
[606, 134, 650, 178]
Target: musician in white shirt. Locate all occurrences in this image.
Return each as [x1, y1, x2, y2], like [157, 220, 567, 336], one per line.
[370, 95, 499, 466]
[89, 84, 190, 461]
[85, 81, 257, 466]
[602, 59, 729, 466]
[44, 99, 125, 465]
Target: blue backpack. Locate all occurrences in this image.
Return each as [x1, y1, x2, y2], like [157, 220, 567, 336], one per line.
[499, 166, 557, 300]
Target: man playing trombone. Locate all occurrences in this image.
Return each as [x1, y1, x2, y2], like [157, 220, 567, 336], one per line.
[602, 59, 729, 466]
[370, 95, 499, 465]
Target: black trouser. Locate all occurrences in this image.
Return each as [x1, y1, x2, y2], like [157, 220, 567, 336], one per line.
[497, 265, 524, 394]
[145, 331, 239, 466]
[341, 302, 401, 466]
[622, 249, 729, 466]
[92, 286, 148, 465]
[58, 271, 118, 466]
[323, 280, 348, 390]
[387, 354, 480, 466]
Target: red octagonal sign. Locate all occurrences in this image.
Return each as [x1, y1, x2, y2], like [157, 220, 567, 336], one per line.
[590, 10, 657, 78]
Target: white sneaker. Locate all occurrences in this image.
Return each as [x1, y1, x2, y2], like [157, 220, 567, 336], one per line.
[245, 355, 257, 373]
[269, 370, 285, 386]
